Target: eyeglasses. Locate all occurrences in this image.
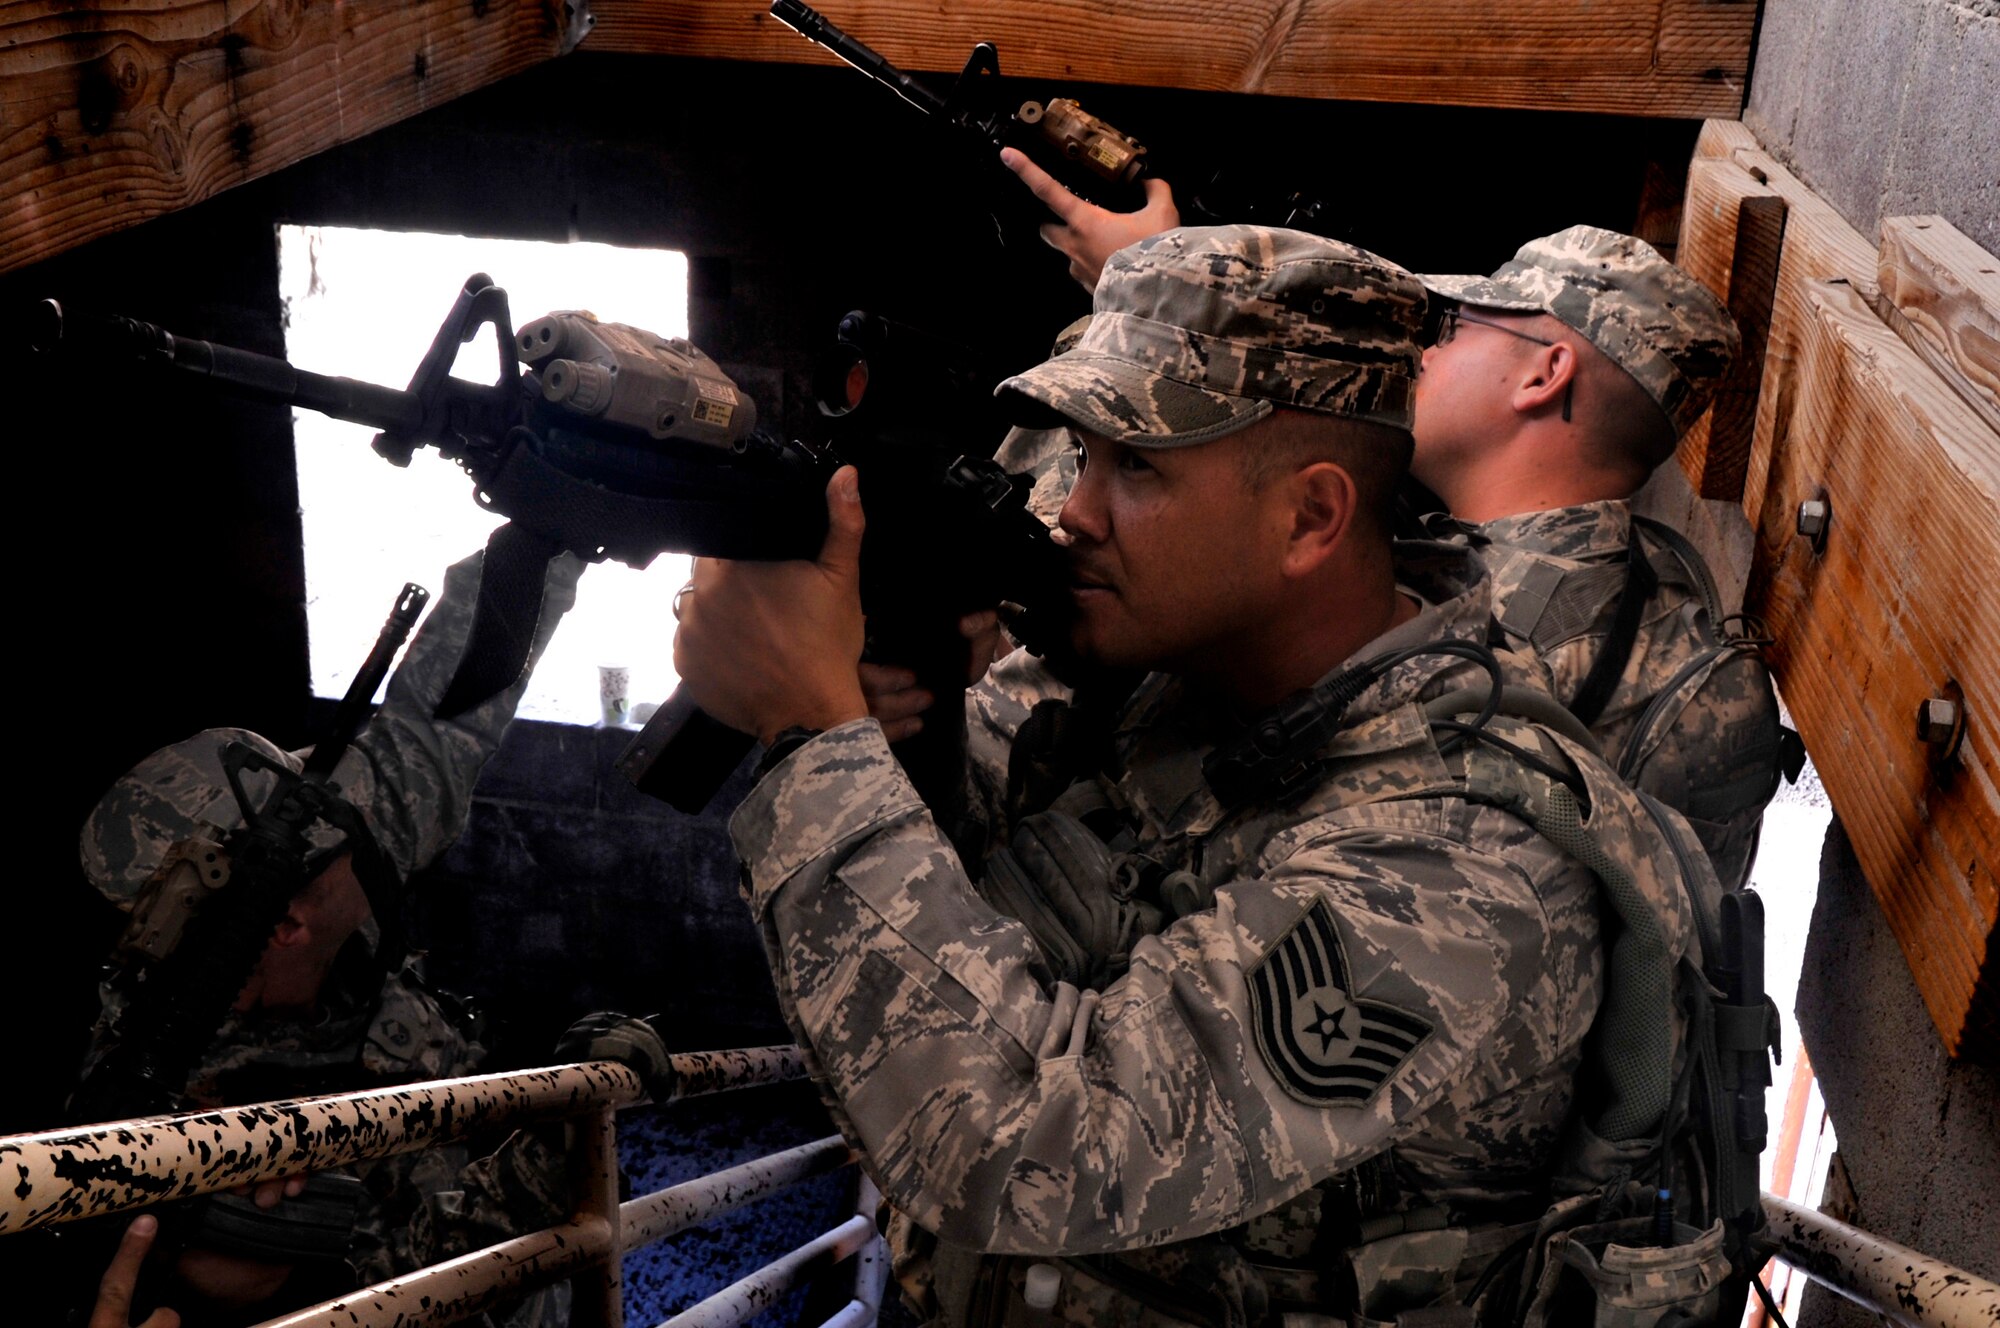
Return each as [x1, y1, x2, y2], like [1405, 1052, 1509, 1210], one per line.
[1435, 307, 1560, 349]
[1434, 307, 1574, 421]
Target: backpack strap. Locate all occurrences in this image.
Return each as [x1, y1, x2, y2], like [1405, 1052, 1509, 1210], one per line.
[1567, 536, 1660, 729]
[1630, 514, 1728, 627]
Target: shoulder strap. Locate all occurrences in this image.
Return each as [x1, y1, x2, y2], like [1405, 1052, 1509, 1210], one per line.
[1631, 514, 1728, 627]
[1569, 537, 1659, 729]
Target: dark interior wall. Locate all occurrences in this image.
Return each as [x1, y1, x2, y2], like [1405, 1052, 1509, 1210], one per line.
[0, 49, 1695, 1130]
[1, 197, 311, 1133]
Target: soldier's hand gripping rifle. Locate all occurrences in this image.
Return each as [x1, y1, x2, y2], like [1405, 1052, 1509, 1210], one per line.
[31, 276, 1074, 820]
[771, 0, 1339, 240]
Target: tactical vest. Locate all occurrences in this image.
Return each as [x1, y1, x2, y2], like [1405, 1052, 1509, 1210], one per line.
[943, 684, 1774, 1328]
[1488, 515, 1802, 892]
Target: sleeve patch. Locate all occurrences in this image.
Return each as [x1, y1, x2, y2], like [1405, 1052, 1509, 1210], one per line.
[1249, 901, 1433, 1107]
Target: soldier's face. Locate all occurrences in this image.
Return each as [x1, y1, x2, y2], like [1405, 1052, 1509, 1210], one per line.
[1411, 308, 1546, 488]
[1057, 427, 1293, 676]
[231, 853, 372, 1014]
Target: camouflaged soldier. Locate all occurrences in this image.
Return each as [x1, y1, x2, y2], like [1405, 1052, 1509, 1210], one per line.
[991, 226, 1792, 892]
[77, 547, 582, 1328]
[1414, 226, 1793, 889]
[675, 227, 1720, 1328]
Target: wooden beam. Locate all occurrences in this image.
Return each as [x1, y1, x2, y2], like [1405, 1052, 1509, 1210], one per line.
[1748, 278, 2000, 1060]
[1673, 125, 1882, 525]
[587, 0, 1755, 119]
[0, 2, 587, 279]
[1699, 195, 1788, 502]
[1877, 216, 2000, 437]
[1678, 121, 2000, 1058]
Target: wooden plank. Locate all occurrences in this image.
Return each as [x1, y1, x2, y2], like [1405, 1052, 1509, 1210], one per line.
[1672, 153, 1778, 496]
[1746, 277, 2000, 1059]
[1699, 195, 1789, 502]
[587, 0, 1755, 119]
[1678, 120, 2000, 1057]
[1693, 118, 1761, 160]
[0, 2, 585, 279]
[1674, 131, 1881, 526]
[1877, 216, 2000, 437]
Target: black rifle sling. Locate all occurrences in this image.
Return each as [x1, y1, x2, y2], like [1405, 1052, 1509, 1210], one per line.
[437, 521, 564, 719]
[436, 436, 826, 719]
[1568, 535, 1659, 729]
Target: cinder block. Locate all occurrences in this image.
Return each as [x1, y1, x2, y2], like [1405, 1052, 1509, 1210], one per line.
[1881, 0, 2000, 254]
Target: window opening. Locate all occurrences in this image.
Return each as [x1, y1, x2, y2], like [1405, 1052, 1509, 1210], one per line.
[279, 225, 691, 725]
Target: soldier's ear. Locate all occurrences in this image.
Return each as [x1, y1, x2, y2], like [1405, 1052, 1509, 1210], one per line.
[1512, 342, 1578, 417]
[1283, 461, 1359, 576]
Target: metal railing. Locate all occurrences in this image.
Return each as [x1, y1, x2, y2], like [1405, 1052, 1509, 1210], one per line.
[1762, 1194, 2000, 1328]
[0, 1046, 872, 1328]
[22, 1066, 1997, 1328]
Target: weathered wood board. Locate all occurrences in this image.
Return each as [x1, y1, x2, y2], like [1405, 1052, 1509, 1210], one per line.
[0, 0, 1756, 277]
[1878, 216, 2000, 437]
[1678, 121, 2000, 1058]
[586, 0, 1755, 118]
[0, 1, 587, 279]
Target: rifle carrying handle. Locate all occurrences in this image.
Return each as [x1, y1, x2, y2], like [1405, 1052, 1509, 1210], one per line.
[617, 688, 757, 813]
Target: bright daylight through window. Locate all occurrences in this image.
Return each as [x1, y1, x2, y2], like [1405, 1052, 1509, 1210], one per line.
[279, 226, 691, 725]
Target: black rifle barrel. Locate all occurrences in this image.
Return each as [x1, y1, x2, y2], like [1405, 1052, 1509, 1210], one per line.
[303, 582, 432, 781]
[45, 302, 426, 434]
[769, 0, 947, 117]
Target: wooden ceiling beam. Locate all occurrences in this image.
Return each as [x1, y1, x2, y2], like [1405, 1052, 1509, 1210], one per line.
[587, 0, 1756, 118]
[0, 1, 589, 279]
[2, 1, 1758, 277]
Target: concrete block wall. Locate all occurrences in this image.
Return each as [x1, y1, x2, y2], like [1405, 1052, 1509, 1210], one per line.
[1746, 0, 1999, 252]
[410, 721, 792, 1061]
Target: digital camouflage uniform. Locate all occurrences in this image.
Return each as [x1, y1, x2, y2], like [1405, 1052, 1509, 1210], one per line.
[78, 548, 584, 1328]
[730, 229, 1708, 1327]
[1419, 227, 1786, 890]
[995, 227, 1786, 892]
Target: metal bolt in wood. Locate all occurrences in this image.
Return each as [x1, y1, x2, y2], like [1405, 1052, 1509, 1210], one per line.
[1795, 496, 1831, 552]
[1916, 690, 1967, 764]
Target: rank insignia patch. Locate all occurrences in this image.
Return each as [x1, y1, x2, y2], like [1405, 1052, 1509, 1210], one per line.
[1249, 901, 1433, 1106]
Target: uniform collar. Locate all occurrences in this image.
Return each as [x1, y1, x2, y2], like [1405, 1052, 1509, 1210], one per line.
[1475, 499, 1632, 561]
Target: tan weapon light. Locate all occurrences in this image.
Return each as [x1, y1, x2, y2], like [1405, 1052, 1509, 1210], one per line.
[1017, 99, 1148, 187]
[517, 310, 758, 447]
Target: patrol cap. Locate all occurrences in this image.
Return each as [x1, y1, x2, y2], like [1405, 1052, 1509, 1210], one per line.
[999, 225, 1425, 447]
[1419, 225, 1739, 439]
[80, 728, 348, 906]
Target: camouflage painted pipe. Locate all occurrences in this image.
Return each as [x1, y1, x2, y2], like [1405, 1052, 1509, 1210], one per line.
[664, 1214, 878, 1328]
[1765, 1194, 2000, 1328]
[0, 1062, 644, 1234]
[574, 1104, 626, 1328]
[665, 1044, 809, 1099]
[257, 1215, 617, 1328]
[815, 1173, 890, 1328]
[0, 1047, 805, 1235]
[621, 1134, 854, 1250]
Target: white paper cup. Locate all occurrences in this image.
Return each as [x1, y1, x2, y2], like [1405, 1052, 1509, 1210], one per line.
[598, 664, 631, 727]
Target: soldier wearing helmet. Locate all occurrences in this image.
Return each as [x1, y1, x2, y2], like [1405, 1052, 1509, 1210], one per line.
[75, 548, 583, 1328]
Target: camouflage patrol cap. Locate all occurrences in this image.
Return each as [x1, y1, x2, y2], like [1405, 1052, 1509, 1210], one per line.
[1419, 225, 1739, 439]
[80, 728, 350, 906]
[999, 225, 1425, 447]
